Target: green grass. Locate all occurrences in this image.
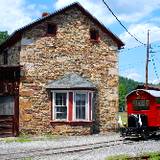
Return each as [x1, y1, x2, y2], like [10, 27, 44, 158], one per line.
[145, 152, 160, 160]
[118, 112, 127, 125]
[2, 136, 32, 143]
[106, 154, 130, 160]
[20, 158, 32, 160]
[40, 133, 59, 140]
[0, 133, 60, 143]
[106, 152, 160, 160]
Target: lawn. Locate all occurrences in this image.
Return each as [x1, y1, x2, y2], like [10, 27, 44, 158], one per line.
[106, 152, 160, 160]
[0, 133, 59, 143]
[118, 112, 128, 125]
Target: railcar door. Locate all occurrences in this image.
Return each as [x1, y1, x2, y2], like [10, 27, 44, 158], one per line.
[0, 96, 15, 137]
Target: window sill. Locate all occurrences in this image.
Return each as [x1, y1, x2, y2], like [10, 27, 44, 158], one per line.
[50, 121, 93, 126]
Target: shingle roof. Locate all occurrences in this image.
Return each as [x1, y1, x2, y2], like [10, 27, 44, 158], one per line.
[127, 89, 160, 98]
[0, 2, 124, 51]
[136, 84, 160, 91]
[46, 73, 96, 90]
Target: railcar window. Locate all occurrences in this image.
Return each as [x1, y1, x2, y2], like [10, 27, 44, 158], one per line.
[132, 100, 149, 111]
[157, 106, 160, 110]
[156, 98, 160, 104]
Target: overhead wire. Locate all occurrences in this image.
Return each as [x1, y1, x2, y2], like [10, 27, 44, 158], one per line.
[120, 41, 160, 53]
[120, 45, 146, 53]
[150, 53, 160, 80]
[102, 0, 146, 45]
[102, 0, 160, 81]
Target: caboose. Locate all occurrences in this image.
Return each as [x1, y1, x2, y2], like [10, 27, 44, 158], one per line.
[121, 85, 160, 139]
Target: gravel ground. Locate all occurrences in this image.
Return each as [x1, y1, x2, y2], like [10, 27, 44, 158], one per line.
[0, 133, 120, 155]
[33, 138, 160, 160]
[0, 133, 160, 160]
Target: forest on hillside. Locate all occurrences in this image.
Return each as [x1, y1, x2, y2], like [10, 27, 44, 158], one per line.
[119, 76, 142, 111]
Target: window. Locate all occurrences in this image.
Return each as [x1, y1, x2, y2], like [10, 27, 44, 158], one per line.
[52, 91, 93, 122]
[3, 50, 8, 65]
[90, 29, 99, 41]
[75, 93, 87, 120]
[0, 96, 14, 115]
[132, 100, 150, 111]
[54, 92, 67, 120]
[47, 24, 57, 35]
[156, 98, 160, 104]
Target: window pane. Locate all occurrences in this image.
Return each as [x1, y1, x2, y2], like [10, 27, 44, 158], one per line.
[56, 106, 67, 113]
[156, 98, 160, 104]
[132, 100, 149, 111]
[0, 96, 14, 115]
[75, 93, 87, 119]
[56, 113, 66, 119]
[55, 93, 67, 120]
[55, 93, 66, 105]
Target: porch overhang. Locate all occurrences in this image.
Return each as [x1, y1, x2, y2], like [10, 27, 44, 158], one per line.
[46, 73, 96, 91]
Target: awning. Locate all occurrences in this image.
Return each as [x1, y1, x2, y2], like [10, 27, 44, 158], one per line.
[46, 73, 96, 90]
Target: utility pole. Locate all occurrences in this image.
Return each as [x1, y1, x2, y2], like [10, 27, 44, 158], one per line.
[145, 30, 150, 89]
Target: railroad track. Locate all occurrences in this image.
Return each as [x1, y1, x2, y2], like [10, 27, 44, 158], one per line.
[0, 138, 134, 160]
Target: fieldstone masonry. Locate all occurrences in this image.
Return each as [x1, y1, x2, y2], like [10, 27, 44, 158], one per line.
[0, 4, 123, 135]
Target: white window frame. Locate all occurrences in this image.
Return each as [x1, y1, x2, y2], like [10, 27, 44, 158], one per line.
[73, 91, 89, 121]
[52, 91, 68, 121]
[51, 90, 94, 122]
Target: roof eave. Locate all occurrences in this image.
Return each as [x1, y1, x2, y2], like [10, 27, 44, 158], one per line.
[46, 87, 96, 91]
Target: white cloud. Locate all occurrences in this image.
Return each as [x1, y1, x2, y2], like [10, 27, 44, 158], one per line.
[55, 0, 160, 24]
[121, 69, 142, 81]
[120, 23, 160, 48]
[54, 0, 115, 26]
[0, 0, 47, 34]
[150, 79, 160, 84]
[0, 0, 32, 33]
[108, 0, 160, 23]
[127, 72, 142, 81]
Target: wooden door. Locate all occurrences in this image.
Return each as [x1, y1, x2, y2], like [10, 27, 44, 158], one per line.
[0, 96, 17, 137]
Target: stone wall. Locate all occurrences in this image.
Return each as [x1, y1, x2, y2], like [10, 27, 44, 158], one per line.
[2, 6, 120, 135]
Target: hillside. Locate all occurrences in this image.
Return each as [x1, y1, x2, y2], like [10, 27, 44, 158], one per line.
[119, 76, 142, 111]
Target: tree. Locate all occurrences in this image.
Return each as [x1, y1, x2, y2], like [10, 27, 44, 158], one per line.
[119, 76, 141, 111]
[0, 31, 9, 44]
[119, 83, 127, 111]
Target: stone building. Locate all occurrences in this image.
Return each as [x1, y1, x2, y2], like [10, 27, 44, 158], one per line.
[0, 2, 124, 136]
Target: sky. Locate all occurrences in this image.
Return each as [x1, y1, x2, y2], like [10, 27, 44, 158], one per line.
[1, 0, 160, 84]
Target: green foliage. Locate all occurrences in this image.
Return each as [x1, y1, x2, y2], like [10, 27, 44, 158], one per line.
[0, 31, 9, 44]
[106, 152, 160, 160]
[119, 76, 141, 111]
[106, 154, 130, 160]
[20, 158, 32, 160]
[3, 136, 32, 143]
[146, 152, 160, 160]
[118, 112, 127, 124]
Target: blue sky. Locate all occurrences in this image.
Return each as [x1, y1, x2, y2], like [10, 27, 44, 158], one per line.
[1, 0, 160, 84]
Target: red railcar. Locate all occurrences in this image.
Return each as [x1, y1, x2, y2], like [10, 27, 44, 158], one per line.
[122, 87, 160, 139]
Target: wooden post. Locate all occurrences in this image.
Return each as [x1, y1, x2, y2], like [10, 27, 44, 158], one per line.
[145, 30, 150, 89]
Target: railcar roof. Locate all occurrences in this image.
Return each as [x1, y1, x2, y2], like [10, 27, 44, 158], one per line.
[127, 89, 160, 98]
